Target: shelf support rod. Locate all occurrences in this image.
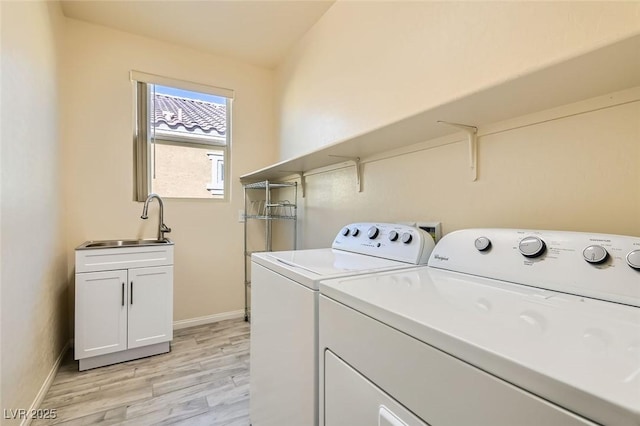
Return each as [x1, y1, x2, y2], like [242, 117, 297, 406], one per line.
[297, 172, 305, 198]
[328, 156, 362, 192]
[437, 121, 478, 181]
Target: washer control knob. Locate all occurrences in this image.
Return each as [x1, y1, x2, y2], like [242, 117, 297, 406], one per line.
[583, 245, 608, 264]
[368, 226, 379, 239]
[519, 236, 546, 258]
[627, 250, 640, 270]
[401, 232, 413, 244]
[474, 237, 491, 252]
[388, 230, 399, 242]
[350, 227, 359, 237]
[341, 227, 350, 237]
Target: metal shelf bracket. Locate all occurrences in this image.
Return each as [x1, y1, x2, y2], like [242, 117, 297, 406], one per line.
[352, 158, 362, 192]
[437, 121, 479, 181]
[328, 156, 362, 192]
[297, 172, 305, 198]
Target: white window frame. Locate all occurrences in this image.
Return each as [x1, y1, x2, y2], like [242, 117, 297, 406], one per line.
[206, 152, 225, 196]
[131, 71, 234, 201]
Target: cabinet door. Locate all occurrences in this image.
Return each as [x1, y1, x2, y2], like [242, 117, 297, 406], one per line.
[75, 270, 128, 360]
[128, 266, 173, 349]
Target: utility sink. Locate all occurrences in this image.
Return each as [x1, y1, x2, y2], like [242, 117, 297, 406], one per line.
[76, 239, 173, 249]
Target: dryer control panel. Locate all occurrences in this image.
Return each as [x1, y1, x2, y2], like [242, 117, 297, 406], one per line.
[429, 228, 640, 307]
[332, 223, 435, 265]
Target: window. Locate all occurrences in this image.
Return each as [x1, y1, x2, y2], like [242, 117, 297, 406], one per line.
[132, 71, 233, 200]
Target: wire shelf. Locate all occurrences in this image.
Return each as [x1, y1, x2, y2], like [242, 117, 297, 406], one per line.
[244, 181, 297, 190]
[245, 200, 296, 218]
[243, 180, 298, 322]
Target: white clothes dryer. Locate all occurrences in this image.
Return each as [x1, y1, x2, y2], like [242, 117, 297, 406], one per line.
[319, 228, 640, 426]
[249, 223, 436, 426]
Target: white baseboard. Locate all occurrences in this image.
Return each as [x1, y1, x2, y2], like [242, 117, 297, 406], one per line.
[172, 309, 245, 330]
[21, 340, 70, 426]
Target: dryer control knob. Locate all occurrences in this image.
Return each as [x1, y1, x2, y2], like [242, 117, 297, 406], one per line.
[388, 230, 399, 242]
[475, 237, 491, 251]
[519, 236, 546, 258]
[401, 232, 413, 244]
[341, 227, 350, 237]
[627, 249, 640, 270]
[350, 227, 359, 237]
[367, 226, 379, 239]
[583, 245, 608, 264]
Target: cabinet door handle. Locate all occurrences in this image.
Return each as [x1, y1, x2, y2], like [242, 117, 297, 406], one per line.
[130, 281, 133, 305]
[121, 282, 125, 306]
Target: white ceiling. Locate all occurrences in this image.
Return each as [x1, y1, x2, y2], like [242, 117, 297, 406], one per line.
[60, 0, 335, 69]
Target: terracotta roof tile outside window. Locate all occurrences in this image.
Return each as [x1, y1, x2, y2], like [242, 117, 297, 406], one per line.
[153, 93, 226, 138]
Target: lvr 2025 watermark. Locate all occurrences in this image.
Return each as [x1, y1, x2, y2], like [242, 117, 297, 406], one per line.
[3, 408, 57, 420]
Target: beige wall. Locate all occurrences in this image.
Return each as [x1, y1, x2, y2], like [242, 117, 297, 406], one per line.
[60, 18, 276, 323]
[1, 1, 67, 422]
[276, 1, 640, 160]
[295, 93, 640, 248]
[274, 1, 640, 247]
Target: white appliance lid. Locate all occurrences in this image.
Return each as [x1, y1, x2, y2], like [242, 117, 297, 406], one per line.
[320, 267, 640, 426]
[252, 249, 417, 290]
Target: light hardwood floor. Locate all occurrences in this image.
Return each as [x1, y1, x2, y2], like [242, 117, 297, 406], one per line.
[33, 319, 250, 426]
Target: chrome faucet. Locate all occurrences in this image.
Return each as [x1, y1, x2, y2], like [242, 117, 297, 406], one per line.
[141, 193, 171, 241]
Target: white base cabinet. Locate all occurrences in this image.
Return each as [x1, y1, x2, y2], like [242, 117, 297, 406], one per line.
[75, 244, 174, 370]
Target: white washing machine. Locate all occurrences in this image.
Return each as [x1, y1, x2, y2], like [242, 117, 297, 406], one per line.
[250, 222, 437, 426]
[319, 228, 640, 426]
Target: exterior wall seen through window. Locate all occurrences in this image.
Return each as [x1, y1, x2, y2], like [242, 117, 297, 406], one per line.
[152, 143, 224, 198]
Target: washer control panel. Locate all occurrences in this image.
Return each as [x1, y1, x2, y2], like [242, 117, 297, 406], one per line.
[430, 228, 640, 307]
[333, 223, 436, 264]
[518, 236, 546, 258]
[583, 245, 609, 264]
[627, 250, 640, 269]
[474, 236, 492, 252]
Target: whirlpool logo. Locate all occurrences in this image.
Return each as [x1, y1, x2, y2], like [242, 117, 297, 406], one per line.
[433, 254, 449, 261]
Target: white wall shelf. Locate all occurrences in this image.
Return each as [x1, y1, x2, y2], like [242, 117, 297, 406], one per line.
[240, 34, 640, 187]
